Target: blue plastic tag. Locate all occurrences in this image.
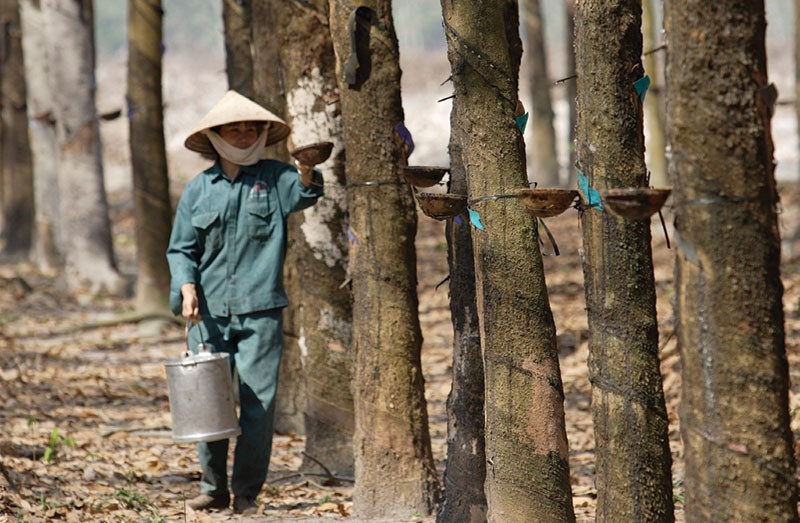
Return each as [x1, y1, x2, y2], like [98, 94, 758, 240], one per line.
[515, 112, 529, 134]
[577, 169, 604, 210]
[468, 208, 485, 231]
[634, 75, 651, 102]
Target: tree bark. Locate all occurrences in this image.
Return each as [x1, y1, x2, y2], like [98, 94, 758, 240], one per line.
[523, 0, 560, 187]
[329, 1, 439, 518]
[0, 0, 34, 257]
[502, 0, 522, 81]
[575, 1, 674, 521]
[19, 0, 61, 272]
[251, 0, 306, 435]
[42, 0, 123, 294]
[564, 0, 577, 187]
[275, 0, 354, 476]
[127, 0, 171, 313]
[222, 0, 253, 98]
[665, 1, 798, 520]
[441, 1, 574, 521]
[251, 0, 288, 163]
[642, 0, 667, 188]
[437, 56, 487, 523]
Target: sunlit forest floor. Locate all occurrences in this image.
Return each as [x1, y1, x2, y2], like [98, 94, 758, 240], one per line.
[1, 181, 799, 522]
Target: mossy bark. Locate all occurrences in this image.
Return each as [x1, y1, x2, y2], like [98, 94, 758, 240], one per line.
[441, 1, 574, 521]
[329, 1, 439, 518]
[575, 0, 674, 521]
[665, 1, 798, 520]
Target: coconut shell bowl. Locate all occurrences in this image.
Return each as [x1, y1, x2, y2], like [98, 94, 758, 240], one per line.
[516, 188, 579, 218]
[601, 188, 671, 220]
[290, 141, 334, 166]
[416, 192, 468, 220]
[402, 166, 449, 188]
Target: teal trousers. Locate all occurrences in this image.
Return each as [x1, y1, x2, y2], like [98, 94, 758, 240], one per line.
[188, 309, 283, 499]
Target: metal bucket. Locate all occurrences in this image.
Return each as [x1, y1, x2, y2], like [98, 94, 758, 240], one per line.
[165, 343, 241, 444]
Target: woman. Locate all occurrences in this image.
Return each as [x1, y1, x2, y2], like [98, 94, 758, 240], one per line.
[167, 90, 323, 515]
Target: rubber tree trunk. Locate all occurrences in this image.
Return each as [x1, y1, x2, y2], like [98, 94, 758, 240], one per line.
[665, 1, 798, 520]
[128, 0, 171, 314]
[642, 0, 667, 188]
[20, 0, 61, 272]
[252, 0, 288, 163]
[574, 1, 674, 521]
[328, 2, 439, 518]
[250, 0, 306, 435]
[222, 0, 253, 98]
[522, 0, 560, 187]
[441, 2, 574, 521]
[502, 1, 522, 95]
[275, 0, 354, 477]
[564, 0, 577, 187]
[42, 0, 123, 295]
[0, 0, 34, 258]
[437, 58, 487, 523]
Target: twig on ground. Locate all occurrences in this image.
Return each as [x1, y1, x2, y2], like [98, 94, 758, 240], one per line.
[101, 425, 172, 438]
[270, 471, 355, 484]
[304, 475, 330, 490]
[301, 451, 335, 481]
[271, 472, 304, 483]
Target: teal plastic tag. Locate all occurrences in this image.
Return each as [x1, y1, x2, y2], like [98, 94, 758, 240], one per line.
[468, 207, 485, 230]
[634, 75, 651, 102]
[577, 169, 603, 210]
[515, 112, 529, 134]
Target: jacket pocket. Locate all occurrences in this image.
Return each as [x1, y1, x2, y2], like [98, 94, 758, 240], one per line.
[247, 200, 274, 240]
[192, 211, 222, 253]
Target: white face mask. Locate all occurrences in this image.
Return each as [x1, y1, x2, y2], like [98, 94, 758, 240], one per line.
[203, 127, 269, 166]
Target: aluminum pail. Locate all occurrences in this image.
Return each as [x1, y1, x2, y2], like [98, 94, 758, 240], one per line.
[165, 348, 241, 444]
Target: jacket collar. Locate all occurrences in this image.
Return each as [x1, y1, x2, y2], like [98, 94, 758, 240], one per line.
[204, 161, 259, 182]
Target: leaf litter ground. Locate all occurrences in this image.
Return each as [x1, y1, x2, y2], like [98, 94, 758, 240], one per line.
[2, 183, 800, 522]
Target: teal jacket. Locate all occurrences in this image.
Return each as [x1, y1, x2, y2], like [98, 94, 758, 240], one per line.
[166, 159, 323, 317]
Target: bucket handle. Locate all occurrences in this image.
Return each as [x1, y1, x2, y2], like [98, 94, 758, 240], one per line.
[184, 319, 211, 357]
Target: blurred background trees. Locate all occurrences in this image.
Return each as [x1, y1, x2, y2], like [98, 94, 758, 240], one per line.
[84, 0, 797, 189]
[0, 0, 33, 259]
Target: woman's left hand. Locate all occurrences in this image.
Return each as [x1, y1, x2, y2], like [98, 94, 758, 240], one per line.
[295, 161, 314, 188]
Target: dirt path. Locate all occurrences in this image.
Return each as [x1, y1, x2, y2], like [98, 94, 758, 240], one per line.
[2, 184, 800, 522]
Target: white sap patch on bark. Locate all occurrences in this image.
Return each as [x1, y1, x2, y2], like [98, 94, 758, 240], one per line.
[318, 306, 353, 348]
[298, 325, 308, 361]
[286, 68, 347, 269]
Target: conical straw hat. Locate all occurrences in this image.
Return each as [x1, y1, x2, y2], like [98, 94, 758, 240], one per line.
[184, 90, 291, 154]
